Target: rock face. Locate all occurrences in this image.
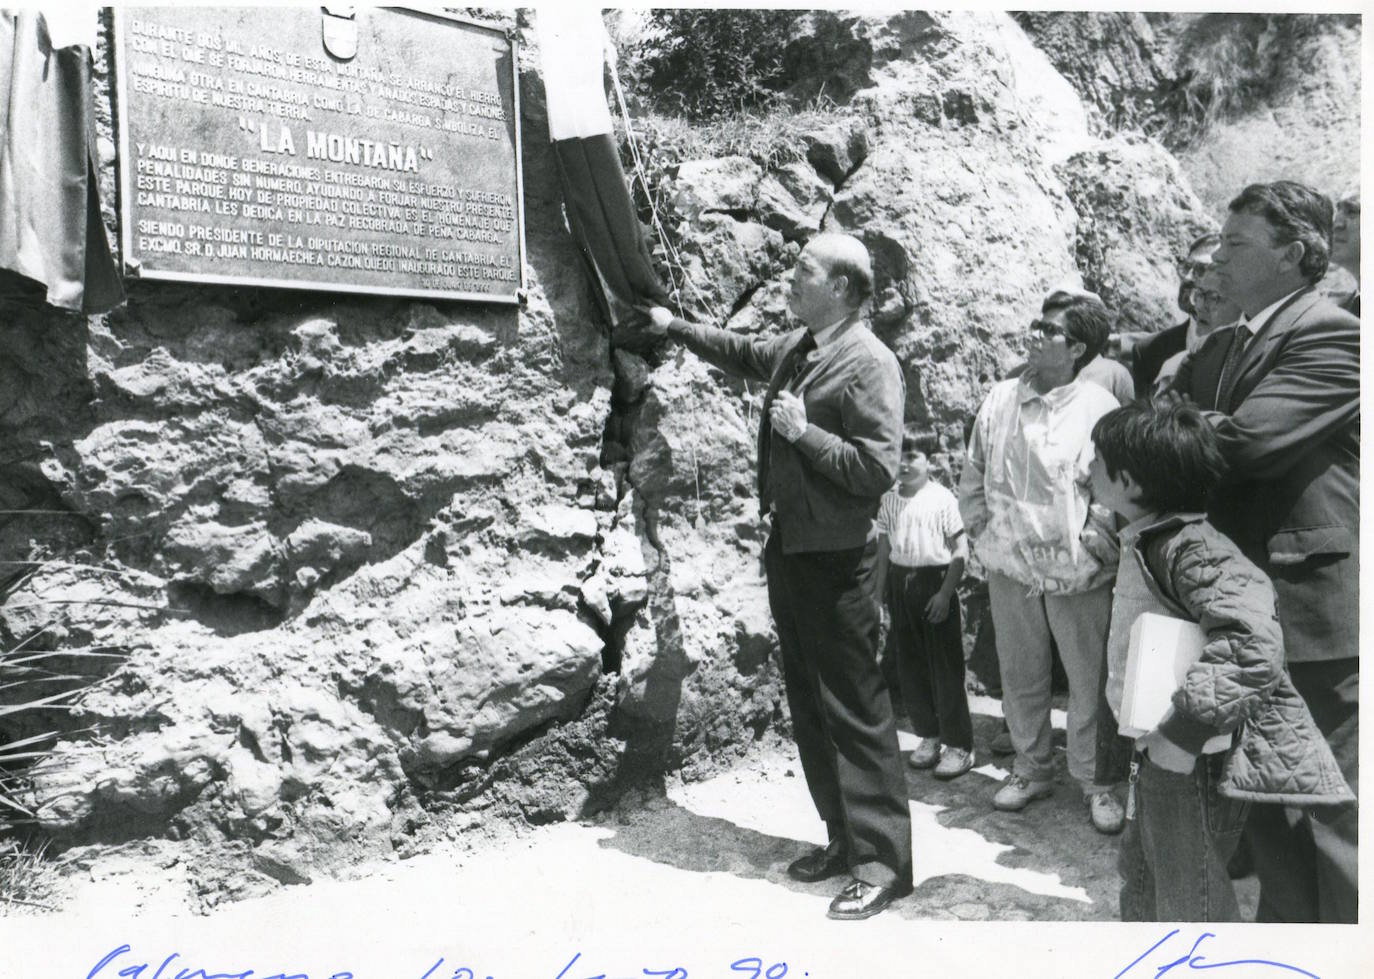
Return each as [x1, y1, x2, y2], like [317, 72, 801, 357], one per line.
[1171, 16, 1361, 215]
[636, 9, 1207, 461]
[1017, 13, 1361, 217]
[1056, 135, 1217, 336]
[0, 8, 1241, 893]
[1011, 12, 1175, 136]
[0, 12, 807, 891]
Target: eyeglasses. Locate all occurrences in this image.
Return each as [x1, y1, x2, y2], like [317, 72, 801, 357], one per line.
[1175, 257, 1211, 280]
[1029, 318, 1063, 339]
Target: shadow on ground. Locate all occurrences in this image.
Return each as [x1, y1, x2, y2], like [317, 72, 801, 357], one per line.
[590, 712, 1259, 922]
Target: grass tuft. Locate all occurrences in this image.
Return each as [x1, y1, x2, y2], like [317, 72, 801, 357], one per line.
[1161, 13, 1359, 145]
[0, 838, 56, 913]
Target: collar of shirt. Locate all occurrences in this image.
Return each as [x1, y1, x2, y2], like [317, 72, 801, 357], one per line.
[1118, 510, 1165, 549]
[1016, 372, 1081, 405]
[1237, 286, 1305, 342]
[810, 310, 858, 347]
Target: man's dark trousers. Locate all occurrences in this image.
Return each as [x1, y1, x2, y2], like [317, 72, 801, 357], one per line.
[1248, 657, 1358, 923]
[765, 524, 913, 887]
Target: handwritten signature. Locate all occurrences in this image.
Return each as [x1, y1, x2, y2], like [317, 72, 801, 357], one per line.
[86, 944, 798, 979]
[1115, 930, 1320, 979]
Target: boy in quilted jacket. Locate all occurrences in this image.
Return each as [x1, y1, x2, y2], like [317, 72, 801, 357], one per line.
[1088, 400, 1352, 921]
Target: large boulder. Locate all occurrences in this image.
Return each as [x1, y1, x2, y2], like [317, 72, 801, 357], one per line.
[1055, 135, 1217, 336]
[1012, 12, 1175, 136]
[1, 14, 619, 859]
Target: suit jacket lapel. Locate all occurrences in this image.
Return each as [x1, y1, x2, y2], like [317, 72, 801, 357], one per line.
[1223, 287, 1317, 411]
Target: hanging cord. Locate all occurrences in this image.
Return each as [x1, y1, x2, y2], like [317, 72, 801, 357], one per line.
[605, 41, 709, 317]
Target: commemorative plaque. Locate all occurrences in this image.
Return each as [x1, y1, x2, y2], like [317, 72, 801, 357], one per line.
[113, 7, 525, 303]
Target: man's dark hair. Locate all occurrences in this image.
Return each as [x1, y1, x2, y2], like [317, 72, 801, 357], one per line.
[1091, 399, 1228, 513]
[1228, 181, 1333, 283]
[830, 255, 874, 307]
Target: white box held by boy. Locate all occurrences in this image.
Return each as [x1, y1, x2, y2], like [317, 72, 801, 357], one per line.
[1120, 612, 1232, 755]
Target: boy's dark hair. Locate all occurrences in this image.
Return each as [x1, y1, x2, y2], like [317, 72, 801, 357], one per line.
[1091, 399, 1228, 513]
[901, 434, 939, 456]
[1228, 181, 1333, 283]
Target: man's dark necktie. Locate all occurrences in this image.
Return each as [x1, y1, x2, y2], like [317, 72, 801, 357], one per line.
[757, 332, 816, 512]
[1214, 323, 1250, 411]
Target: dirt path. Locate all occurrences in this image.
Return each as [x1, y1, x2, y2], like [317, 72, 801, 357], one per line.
[4, 700, 1294, 979]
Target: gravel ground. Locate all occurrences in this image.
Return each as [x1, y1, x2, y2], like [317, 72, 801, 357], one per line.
[3, 698, 1290, 979]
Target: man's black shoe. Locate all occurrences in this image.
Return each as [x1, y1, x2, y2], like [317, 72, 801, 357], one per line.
[786, 846, 847, 883]
[826, 878, 913, 920]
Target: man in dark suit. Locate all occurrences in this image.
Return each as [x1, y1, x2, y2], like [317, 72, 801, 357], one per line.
[1131, 232, 1220, 394]
[1171, 181, 1359, 923]
[647, 234, 912, 920]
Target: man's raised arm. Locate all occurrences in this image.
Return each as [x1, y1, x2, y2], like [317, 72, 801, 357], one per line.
[648, 306, 791, 385]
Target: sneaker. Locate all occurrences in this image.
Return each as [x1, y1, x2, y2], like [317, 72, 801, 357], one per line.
[1087, 791, 1125, 835]
[908, 736, 941, 770]
[989, 723, 1014, 756]
[933, 746, 974, 780]
[993, 773, 1054, 811]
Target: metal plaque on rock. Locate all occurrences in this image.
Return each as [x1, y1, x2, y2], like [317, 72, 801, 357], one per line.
[114, 7, 525, 303]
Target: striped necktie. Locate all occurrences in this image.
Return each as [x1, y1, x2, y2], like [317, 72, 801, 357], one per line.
[1214, 322, 1251, 411]
[757, 332, 817, 512]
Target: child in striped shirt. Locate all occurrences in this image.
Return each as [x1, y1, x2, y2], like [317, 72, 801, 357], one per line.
[875, 440, 973, 779]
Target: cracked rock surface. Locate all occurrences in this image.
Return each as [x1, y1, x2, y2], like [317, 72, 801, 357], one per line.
[0, 9, 1243, 899]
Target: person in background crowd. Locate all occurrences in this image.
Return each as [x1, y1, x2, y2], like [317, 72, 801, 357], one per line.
[959, 291, 1124, 833]
[1089, 400, 1352, 922]
[646, 233, 913, 921]
[1151, 268, 1242, 393]
[1170, 180, 1359, 923]
[1331, 189, 1359, 316]
[873, 440, 973, 780]
[1131, 232, 1221, 394]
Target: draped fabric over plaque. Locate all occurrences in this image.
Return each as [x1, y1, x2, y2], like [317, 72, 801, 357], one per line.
[536, 8, 665, 327]
[0, 9, 123, 313]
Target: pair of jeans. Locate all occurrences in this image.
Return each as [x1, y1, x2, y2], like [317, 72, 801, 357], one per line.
[1119, 751, 1249, 921]
[766, 530, 913, 888]
[885, 564, 972, 750]
[987, 573, 1112, 792]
